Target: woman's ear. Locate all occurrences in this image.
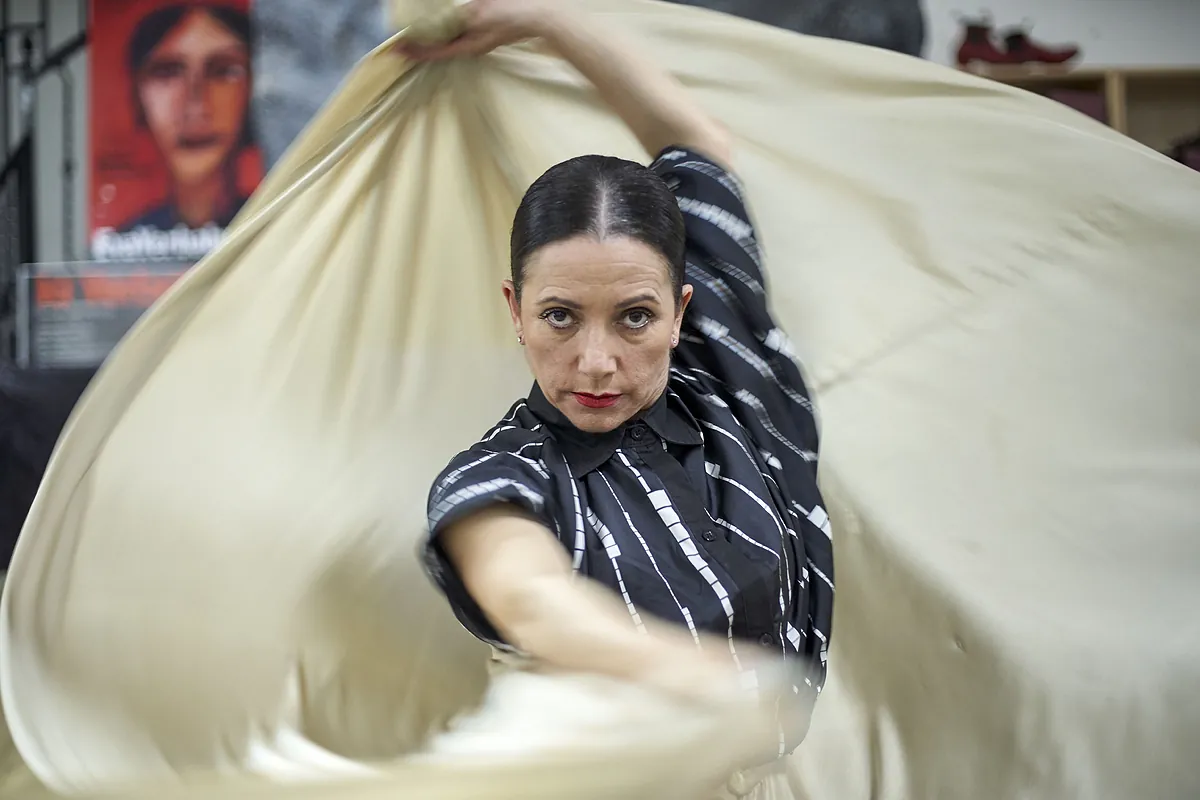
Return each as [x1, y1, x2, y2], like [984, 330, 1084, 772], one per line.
[501, 280, 523, 343]
[673, 283, 694, 343]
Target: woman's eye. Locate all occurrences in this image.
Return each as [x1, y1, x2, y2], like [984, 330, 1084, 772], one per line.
[208, 62, 248, 82]
[623, 309, 653, 329]
[541, 309, 573, 329]
[144, 61, 185, 81]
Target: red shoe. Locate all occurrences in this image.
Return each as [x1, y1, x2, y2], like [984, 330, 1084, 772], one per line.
[954, 14, 1021, 67]
[1001, 27, 1081, 65]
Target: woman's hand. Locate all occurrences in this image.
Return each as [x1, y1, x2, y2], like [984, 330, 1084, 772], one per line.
[394, 0, 560, 62]
[394, 0, 729, 161]
[637, 642, 748, 706]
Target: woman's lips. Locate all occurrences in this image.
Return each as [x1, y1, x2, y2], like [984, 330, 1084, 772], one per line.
[177, 134, 221, 150]
[573, 392, 620, 409]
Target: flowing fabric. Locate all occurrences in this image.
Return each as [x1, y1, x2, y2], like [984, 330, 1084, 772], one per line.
[3, 0, 1200, 798]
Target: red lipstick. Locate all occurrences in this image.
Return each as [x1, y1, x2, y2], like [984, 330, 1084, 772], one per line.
[573, 392, 620, 409]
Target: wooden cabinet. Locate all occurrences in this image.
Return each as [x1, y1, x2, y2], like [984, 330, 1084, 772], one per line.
[960, 65, 1200, 152]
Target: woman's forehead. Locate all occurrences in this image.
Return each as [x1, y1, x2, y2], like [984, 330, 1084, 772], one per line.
[152, 11, 245, 56]
[525, 236, 672, 302]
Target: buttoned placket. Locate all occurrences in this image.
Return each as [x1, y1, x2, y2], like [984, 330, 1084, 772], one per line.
[624, 422, 778, 643]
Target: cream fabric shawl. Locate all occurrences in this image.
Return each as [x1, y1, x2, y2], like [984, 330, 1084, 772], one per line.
[3, 0, 1199, 798]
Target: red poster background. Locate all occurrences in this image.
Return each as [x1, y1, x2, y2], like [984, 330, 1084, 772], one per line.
[88, 0, 262, 254]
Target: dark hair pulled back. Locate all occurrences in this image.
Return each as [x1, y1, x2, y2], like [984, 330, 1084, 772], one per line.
[127, 3, 252, 75]
[510, 155, 686, 303]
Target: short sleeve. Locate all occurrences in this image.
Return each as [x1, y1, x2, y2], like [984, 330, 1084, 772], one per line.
[423, 445, 558, 649]
[651, 146, 820, 466]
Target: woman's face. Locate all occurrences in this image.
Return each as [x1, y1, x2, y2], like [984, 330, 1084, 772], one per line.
[505, 235, 692, 434]
[135, 10, 250, 188]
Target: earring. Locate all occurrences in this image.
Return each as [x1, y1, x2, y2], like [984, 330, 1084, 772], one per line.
[671, 335, 679, 348]
[517, 334, 525, 346]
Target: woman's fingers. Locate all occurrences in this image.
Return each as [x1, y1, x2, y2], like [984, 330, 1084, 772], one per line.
[392, 0, 539, 62]
[393, 30, 507, 62]
[394, 37, 471, 62]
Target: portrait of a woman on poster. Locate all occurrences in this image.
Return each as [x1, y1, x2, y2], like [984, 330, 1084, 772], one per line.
[117, 3, 255, 234]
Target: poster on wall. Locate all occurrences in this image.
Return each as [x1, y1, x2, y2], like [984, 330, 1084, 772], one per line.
[15, 261, 190, 369]
[89, 0, 262, 263]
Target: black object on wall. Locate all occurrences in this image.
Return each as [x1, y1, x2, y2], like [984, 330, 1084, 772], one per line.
[664, 0, 926, 58]
[0, 364, 96, 570]
[1170, 131, 1200, 172]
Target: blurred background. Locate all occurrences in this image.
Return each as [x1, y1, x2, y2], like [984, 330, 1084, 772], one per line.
[0, 0, 1198, 565]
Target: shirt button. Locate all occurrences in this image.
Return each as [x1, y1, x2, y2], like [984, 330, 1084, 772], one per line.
[629, 424, 647, 441]
[702, 531, 717, 542]
[759, 633, 774, 646]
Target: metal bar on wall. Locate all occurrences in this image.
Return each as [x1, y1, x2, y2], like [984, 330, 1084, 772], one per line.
[62, 70, 74, 261]
[15, 136, 33, 265]
[13, 260, 27, 366]
[58, 6, 79, 263]
[38, 0, 48, 60]
[18, 31, 33, 136]
[1, 0, 9, 158]
[0, 136, 33, 362]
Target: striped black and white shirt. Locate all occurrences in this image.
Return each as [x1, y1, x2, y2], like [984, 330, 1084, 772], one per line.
[423, 147, 833, 753]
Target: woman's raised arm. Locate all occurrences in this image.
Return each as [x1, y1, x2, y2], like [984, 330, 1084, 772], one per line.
[439, 505, 741, 701]
[397, 0, 731, 163]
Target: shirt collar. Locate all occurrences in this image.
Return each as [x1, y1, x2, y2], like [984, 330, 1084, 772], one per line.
[527, 381, 703, 475]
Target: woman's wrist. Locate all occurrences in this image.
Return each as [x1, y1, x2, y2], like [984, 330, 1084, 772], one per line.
[633, 639, 745, 705]
[523, 4, 574, 46]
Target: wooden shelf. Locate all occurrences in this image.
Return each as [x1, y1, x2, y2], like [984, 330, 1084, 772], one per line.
[959, 65, 1200, 151]
[961, 65, 1200, 85]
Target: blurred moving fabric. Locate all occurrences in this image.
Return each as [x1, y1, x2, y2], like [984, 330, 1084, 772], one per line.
[251, 0, 925, 169]
[4, 0, 1200, 798]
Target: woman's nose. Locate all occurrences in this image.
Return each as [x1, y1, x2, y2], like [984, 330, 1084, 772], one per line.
[577, 327, 617, 379]
[182, 70, 211, 122]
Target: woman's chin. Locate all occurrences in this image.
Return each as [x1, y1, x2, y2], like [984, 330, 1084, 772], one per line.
[168, 149, 233, 190]
[562, 404, 628, 434]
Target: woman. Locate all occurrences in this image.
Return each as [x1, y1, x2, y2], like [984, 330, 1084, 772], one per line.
[404, 0, 834, 786]
[119, 3, 254, 233]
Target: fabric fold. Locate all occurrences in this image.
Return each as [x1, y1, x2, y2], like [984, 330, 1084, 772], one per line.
[2, 0, 1199, 797]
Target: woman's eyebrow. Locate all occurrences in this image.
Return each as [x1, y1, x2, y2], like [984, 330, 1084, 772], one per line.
[207, 46, 250, 59]
[617, 293, 658, 308]
[537, 295, 583, 310]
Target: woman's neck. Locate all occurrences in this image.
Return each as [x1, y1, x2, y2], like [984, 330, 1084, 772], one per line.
[173, 164, 236, 228]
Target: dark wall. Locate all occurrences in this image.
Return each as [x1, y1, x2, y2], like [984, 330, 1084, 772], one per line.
[666, 0, 925, 58]
[252, 0, 389, 169]
[0, 365, 96, 568]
